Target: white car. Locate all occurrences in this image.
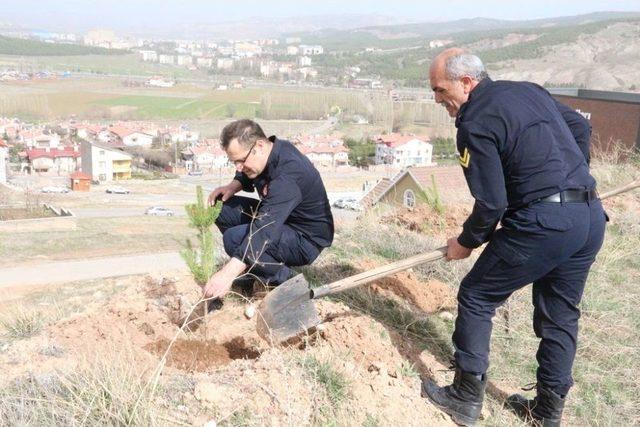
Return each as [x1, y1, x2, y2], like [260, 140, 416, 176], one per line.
[145, 206, 174, 216]
[106, 186, 130, 194]
[41, 186, 69, 194]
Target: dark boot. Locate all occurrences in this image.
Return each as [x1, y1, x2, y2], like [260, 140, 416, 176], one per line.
[422, 368, 486, 426]
[506, 384, 565, 426]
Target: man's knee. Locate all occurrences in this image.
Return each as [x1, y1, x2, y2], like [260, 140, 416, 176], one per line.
[222, 225, 248, 257]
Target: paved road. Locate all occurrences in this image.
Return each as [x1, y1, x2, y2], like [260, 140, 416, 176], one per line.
[0, 252, 187, 289]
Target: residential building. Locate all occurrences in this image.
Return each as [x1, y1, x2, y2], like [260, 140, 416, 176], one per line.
[362, 166, 470, 209]
[158, 54, 175, 65]
[286, 46, 299, 55]
[375, 134, 433, 168]
[298, 56, 312, 67]
[217, 58, 234, 70]
[25, 146, 81, 174]
[299, 45, 324, 55]
[108, 126, 154, 147]
[182, 140, 228, 170]
[196, 57, 214, 68]
[176, 55, 193, 66]
[146, 77, 176, 87]
[81, 141, 132, 181]
[139, 50, 158, 62]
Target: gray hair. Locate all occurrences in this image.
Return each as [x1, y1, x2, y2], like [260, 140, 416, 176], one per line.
[445, 53, 488, 81]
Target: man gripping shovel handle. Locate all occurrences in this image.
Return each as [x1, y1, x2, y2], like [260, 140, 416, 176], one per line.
[256, 179, 640, 345]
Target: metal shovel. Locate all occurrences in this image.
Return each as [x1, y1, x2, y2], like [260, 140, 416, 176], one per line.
[256, 247, 447, 344]
[255, 179, 640, 344]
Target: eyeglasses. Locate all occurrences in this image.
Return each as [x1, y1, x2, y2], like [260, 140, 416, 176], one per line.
[233, 141, 256, 167]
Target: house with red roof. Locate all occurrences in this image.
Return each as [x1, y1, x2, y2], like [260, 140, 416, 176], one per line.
[25, 146, 81, 174]
[374, 134, 433, 168]
[105, 126, 154, 147]
[182, 140, 228, 170]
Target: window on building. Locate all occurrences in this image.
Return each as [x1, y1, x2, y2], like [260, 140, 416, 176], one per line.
[99, 150, 105, 156]
[403, 189, 416, 209]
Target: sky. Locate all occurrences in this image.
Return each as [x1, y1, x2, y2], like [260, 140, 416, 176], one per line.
[3, 0, 640, 31]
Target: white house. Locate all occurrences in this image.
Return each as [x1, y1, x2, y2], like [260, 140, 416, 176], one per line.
[25, 146, 81, 174]
[139, 50, 158, 62]
[186, 143, 228, 170]
[299, 45, 324, 55]
[147, 77, 176, 87]
[158, 54, 175, 65]
[81, 141, 132, 181]
[108, 126, 154, 147]
[375, 134, 433, 168]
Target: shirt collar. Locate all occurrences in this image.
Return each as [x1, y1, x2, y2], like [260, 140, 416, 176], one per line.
[455, 77, 492, 127]
[263, 135, 280, 179]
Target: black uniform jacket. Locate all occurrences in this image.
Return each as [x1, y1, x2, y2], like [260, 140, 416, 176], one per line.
[455, 78, 595, 248]
[232, 136, 334, 259]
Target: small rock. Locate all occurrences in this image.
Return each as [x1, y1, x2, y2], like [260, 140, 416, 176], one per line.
[438, 311, 455, 321]
[368, 361, 386, 372]
[244, 304, 256, 319]
[203, 420, 217, 427]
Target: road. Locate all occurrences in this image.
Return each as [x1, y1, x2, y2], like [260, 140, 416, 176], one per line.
[0, 252, 187, 290]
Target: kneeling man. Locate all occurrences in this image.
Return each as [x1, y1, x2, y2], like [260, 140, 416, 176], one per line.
[204, 119, 334, 300]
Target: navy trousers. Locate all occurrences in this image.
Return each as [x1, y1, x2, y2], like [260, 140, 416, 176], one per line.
[454, 199, 606, 396]
[215, 196, 321, 285]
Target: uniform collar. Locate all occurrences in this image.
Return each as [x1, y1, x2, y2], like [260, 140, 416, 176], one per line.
[455, 77, 493, 127]
[263, 135, 280, 180]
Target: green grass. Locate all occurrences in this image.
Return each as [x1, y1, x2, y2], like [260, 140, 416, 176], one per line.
[0, 216, 197, 266]
[302, 355, 350, 408]
[0, 308, 44, 340]
[94, 95, 258, 119]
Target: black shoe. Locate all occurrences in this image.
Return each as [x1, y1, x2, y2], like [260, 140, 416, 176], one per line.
[207, 297, 223, 313]
[231, 276, 256, 297]
[506, 384, 565, 426]
[422, 367, 486, 426]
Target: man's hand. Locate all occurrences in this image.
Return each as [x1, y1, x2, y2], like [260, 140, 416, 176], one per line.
[208, 180, 242, 206]
[202, 257, 247, 299]
[203, 270, 235, 299]
[446, 236, 473, 261]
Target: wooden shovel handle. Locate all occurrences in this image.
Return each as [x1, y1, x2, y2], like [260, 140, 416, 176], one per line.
[311, 246, 447, 299]
[600, 180, 640, 200]
[311, 180, 637, 300]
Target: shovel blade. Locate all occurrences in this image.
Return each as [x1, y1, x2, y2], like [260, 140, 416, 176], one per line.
[256, 274, 320, 345]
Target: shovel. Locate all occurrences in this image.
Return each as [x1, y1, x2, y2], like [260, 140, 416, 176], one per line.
[256, 247, 447, 344]
[256, 180, 640, 345]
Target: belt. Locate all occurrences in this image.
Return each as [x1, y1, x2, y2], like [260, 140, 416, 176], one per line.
[539, 189, 599, 203]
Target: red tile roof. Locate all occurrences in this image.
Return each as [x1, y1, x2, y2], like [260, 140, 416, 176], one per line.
[375, 133, 430, 148]
[26, 147, 80, 160]
[0, 139, 7, 148]
[70, 171, 91, 180]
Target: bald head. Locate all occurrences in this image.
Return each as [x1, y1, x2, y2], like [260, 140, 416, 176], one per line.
[430, 47, 467, 78]
[428, 48, 487, 117]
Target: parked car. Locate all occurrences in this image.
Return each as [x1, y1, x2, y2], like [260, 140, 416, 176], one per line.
[332, 197, 357, 209]
[188, 169, 204, 176]
[41, 186, 69, 194]
[106, 186, 130, 194]
[145, 206, 174, 216]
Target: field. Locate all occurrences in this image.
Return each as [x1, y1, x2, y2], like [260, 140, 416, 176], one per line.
[0, 153, 638, 425]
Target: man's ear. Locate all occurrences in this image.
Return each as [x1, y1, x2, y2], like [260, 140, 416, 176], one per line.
[461, 76, 475, 94]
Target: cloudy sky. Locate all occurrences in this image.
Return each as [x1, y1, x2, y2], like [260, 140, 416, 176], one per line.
[4, 0, 639, 32]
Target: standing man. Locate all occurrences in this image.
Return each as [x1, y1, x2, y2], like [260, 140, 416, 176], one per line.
[421, 48, 606, 426]
[203, 119, 334, 301]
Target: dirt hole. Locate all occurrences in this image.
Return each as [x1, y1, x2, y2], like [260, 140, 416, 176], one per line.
[145, 336, 260, 372]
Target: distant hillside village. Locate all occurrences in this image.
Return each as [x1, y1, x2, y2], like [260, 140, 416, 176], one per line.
[0, 117, 435, 186]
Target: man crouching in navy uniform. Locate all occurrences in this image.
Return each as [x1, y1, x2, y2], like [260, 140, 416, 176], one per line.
[203, 119, 334, 303]
[421, 48, 606, 426]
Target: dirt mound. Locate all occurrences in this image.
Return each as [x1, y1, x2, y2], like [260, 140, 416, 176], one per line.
[356, 260, 455, 314]
[383, 204, 470, 237]
[145, 336, 260, 372]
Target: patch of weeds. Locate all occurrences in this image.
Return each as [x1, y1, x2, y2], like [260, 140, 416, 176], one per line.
[363, 413, 380, 427]
[0, 308, 45, 339]
[0, 359, 158, 426]
[37, 343, 65, 358]
[398, 361, 419, 378]
[303, 355, 349, 408]
[220, 406, 257, 427]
